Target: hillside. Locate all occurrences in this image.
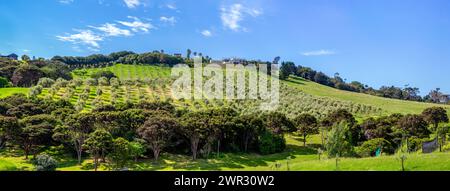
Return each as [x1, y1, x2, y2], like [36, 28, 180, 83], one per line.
[1, 64, 449, 117]
[286, 76, 450, 115]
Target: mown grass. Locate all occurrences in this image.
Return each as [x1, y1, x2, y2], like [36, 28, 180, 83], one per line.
[286, 77, 450, 115]
[2, 134, 449, 171]
[0, 88, 29, 98]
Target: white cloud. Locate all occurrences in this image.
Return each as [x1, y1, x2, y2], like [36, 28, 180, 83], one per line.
[160, 16, 176, 25]
[91, 23, 132, 37]
[166, 4, 177, 10]
[118, 16, 154, 32]
[56, 30, 103, 48]
[123, 0, 141, 8]
[59, 0, 74, 4]
[301, 50, 336, 56]
[220, 4, 262, 32]
[201, 30, 212, 37]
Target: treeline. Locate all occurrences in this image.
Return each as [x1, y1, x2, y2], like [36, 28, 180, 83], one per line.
[280, 62, 447, 104]
[0, 94, 295, 170]
[1, 93, 448, 170]
[51, 50, 186, 68]
[0, 57, 72, 88]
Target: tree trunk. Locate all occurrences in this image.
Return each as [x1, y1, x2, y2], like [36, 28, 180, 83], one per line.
[436, 123, 442, 152]
[217, 140, 220, 158]
[244, 135, 249, 153]
[153, 148, 160, 161]
[303, 133, 307, 147]
[191, 138, 199, 160]
[94, 157, 99, 171]
[77, 149, 82, 165]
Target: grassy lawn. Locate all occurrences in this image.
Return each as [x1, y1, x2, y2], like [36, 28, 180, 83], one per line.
[285, 77, 450, 115]
[0, 88, 29, 98]
[3, 134, 449, 171]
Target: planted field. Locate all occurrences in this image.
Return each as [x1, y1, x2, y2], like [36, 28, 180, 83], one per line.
[30, 64, 384, 118]
[0, 88, 29, 99]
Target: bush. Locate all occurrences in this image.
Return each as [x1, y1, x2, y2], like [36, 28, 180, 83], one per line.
[355, 138, 393, 157]
[37, 78, 55, 88]
[407, 137, 424, 152]
[258, 131, 286, 155]
[0, 77, 11, 88]
[91, 71, 116, 80]
[33, 154, 58, 171]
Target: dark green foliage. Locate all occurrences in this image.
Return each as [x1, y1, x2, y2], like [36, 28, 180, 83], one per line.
[407, 137, 424, 152]
[138, 116, 178, 161]
[11, 64, 44, 87]
[90, 70, 117, 80]
[0, 77, 11, 88]
[40, 61, 72, 80]
[326, 122, 354, 158]
[33, 154, 57, 171]
[293, 114, 318, 146]
[258, 131, 286, 155]
[396, 114, 430, 139]
[355, 138, 393, 157]
[83, 129, 113, 171]
[109, 138, 132, 169]
[8, 114, 59, 159]
[262, 112, 295, 135]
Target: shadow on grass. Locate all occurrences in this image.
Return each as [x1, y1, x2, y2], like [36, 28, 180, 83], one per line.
[133, 144, 320, 171]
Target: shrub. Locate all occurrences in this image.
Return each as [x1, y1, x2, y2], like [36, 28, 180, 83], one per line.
[91, 71, 116, 80]
[33, 154, 58, 171]
[326, 122, 354, 157]
[37, 78, 55, 88]
[258, 131, 286, 155]
[0, 77, 11, 88]
[355, 138, 394, 157]
[407, 137, 424, 152]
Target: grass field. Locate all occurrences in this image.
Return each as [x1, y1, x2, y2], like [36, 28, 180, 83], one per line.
[0, 88, 29, 98]
[286, 77, 450, 115]
[1, 134, 449, 171]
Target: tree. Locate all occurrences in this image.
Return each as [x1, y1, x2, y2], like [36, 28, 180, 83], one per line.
[280, 62, 296, 80]
[422, 107, 449, 151]
[326, 109, 356, 126]
[52, 113, 95, 164]
[83, 129, 113, 171]
[15, 115, 58, 159]
[11, 64, 44, 87]
[397, 114, 430, 139]
[21, 55, 31, 61]
[234, 115, 264, 152]
[326, 109, 362, 145]
[326, 122, 353, 158]
[0, 77, 11, 88]
[129, 140, 146, 162]
[180, 111, 211, 160]
[137, 116, 178, 161]
[262, 112, 295, 135]
[293, 114, 318, 146]
[109, 138, 131, 169]
[187, 49, 192, 60]
[0, 116, 19, 149]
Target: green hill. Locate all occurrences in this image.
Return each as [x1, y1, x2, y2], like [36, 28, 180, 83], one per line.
[1, 64, 450, 171]
[2, 64, 448, 117]
[285, 76, 450, 115]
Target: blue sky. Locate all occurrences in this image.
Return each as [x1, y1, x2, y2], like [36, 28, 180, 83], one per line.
[1, 0, 450, 95]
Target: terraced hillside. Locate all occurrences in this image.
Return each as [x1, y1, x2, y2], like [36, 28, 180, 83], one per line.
[19, 64, 447, 119]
